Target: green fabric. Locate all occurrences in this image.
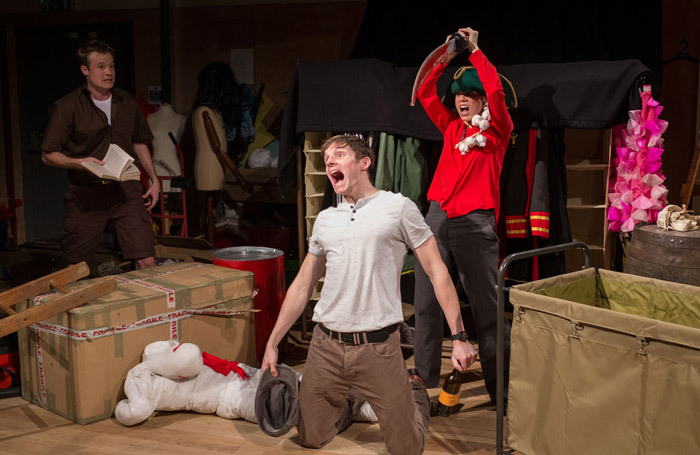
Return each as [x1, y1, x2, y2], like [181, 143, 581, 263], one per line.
[374, 133, 396, 191]
[402, 254, 414, 274]
[375, 133, 427, 210]
[529, 270, 700, 330]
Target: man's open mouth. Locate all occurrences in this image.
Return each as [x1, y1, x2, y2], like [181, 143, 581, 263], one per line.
[459, 104, 469, 114]
[329, 169, 344, 184]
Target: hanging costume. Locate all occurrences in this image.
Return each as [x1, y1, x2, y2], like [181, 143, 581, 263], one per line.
[500, 129, 570, 282]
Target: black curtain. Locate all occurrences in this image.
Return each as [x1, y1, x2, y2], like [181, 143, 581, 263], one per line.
[349, 0, 662, 85]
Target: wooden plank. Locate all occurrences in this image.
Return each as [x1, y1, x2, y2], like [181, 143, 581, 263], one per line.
[0, 262, 90, 314]
[0, 277, 116, 338]
[603, 128, 613, 270]
[680, 147, 700, 207]
[680, 62, 700, 208]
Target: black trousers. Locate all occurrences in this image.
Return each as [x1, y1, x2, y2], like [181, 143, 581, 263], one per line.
[413, 201, 510, 403]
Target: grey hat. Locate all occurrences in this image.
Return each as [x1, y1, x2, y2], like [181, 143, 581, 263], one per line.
[255, 364, 300, 437]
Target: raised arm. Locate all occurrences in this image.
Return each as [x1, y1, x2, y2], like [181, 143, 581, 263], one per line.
[459, 27, 513, 140]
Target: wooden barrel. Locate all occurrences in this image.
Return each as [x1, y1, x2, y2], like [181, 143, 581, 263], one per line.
[624, 224, 700, 286]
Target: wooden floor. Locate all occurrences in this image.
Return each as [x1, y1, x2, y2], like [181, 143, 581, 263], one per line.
[0, 334, 514, 455]
[0, 249, 520, 454]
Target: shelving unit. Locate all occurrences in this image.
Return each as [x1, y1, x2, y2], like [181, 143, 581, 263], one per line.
[303, 132, 331, 244]
[299, 132, 331, 338]
[564, 128, 613, 272]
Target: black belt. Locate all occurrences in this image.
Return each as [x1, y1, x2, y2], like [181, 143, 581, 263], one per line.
[71, 179, 117, 186]
[318, 323, 399, 345]
[72, 179, 116, 185]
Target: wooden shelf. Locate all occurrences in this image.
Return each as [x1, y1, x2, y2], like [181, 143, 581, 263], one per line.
[564, 128, 613, 271]
[566, 204, 607, 209]
[303, 132, 332, 248]
[566, 164, 610, 171]
[572, 243, 604, 251]
[300, 131, 332, 338]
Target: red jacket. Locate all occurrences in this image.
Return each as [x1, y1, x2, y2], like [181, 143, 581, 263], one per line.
[418, 50, 513, 219]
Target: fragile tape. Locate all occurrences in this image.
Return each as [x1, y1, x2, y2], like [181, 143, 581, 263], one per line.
[112, 263, 207, 308]
[30, 307, 257, 341]
[35, 334, 48, 409]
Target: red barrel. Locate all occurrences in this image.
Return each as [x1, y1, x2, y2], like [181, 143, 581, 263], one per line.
[0, 317, 20, 398]
[212, 247, 286, 362]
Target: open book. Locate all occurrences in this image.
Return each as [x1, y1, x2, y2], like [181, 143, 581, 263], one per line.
[81, 144, 141, 181]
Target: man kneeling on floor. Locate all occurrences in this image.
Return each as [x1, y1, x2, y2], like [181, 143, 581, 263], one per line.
[261, 135, 477, 454]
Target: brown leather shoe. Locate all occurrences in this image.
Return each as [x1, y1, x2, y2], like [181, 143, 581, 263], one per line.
[407, 368, 427, 388]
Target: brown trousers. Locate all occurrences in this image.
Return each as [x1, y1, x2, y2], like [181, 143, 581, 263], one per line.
[59, 180, 155, 266]
[298, 324, 430, 455]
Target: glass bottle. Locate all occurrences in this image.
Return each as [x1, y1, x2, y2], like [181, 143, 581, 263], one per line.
[435, 368, 462, 416]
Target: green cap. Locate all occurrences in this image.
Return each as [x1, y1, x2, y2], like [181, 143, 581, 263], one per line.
[444, 66, 517, 109]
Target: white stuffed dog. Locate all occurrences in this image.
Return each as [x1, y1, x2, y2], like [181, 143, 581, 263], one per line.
[115, 340, 377, 427]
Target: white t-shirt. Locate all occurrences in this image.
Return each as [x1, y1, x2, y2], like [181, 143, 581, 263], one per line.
[308, 190, 433, 332]
[93, 96, 112, 125]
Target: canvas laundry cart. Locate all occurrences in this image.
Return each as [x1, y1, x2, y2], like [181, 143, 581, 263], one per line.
[499, 244, 700, 454]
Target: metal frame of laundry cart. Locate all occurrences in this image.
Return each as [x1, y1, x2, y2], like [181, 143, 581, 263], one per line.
[495, 241, 591, 455]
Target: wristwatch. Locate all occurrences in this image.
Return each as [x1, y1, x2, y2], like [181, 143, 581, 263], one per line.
[450, 330, 468, 342]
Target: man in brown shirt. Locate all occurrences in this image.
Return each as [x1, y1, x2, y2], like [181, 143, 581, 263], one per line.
[41, 40, 159, 270]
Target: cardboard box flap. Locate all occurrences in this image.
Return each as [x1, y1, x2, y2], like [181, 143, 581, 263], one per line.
[154, 235, 216, 262]
[31, 263, 254, 330]
[155, 235, 214, 249]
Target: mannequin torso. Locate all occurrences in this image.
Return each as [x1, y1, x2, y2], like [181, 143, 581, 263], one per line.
[148, 104, 187, 192]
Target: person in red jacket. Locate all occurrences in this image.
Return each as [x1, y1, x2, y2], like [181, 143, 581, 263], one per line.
[413, 27, 517, 405]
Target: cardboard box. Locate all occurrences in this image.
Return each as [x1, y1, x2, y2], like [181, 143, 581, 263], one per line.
[18, 262, 256, 425]
[154, 235, 217, 263]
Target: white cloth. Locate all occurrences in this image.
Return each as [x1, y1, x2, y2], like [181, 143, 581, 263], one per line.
[308, 190, 432, 332]
[115, 340, 262, 426]
[114, 340, 379, 427]
[92, 96, 112, 125]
